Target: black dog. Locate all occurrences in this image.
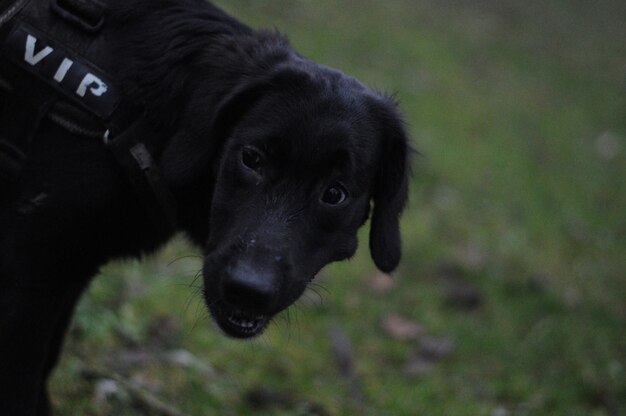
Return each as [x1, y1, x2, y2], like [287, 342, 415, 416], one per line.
[0, 0, 409, 414]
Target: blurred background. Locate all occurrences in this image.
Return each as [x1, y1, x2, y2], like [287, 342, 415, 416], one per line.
[51, 1, 625, 415]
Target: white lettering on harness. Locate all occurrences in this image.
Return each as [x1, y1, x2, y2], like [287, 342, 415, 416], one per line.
[22, 34, 109, 99]
[24, 34, 53, 66]
[76, 73, 108, 97]
[53, 58, 74, 82]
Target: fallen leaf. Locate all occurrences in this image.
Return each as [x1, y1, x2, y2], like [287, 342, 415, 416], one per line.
[404, 356, 435, 377]
[419, 336, 455, 361]
[246, 387, 329, 416]
[329, 325, 355, 378]
[492, 406, 509, 416]
[444, 284, 483, 310]
[434, 261, 465, 281]
[455, 242, 488, 271]
[404, 335, 455, 377]
[381, 314, 426, 341]
[147, 315, 182, 349]
[366, 273, 396, 294]
[435, 262, 483, 311]
[595, 131, 622, 160]
[94, 379, 122, 404]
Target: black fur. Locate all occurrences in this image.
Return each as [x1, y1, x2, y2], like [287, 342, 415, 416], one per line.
[0, 1, 410, 414]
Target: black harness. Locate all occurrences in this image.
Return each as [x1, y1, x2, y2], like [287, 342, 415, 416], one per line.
[0, 0, 177, 234]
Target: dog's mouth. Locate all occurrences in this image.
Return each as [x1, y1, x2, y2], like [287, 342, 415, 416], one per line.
[210, 304, 269, 338]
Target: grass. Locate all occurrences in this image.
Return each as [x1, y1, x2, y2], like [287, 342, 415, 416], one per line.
[50, 1, 625, 415]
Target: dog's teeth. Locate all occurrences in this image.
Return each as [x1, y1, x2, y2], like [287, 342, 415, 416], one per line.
[225, 309, 265, 330]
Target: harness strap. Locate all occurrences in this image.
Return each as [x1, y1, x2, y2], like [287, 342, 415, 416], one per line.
[106, 118, 178, 235]
[0, 0, 29, 28]
[0, 0, 179, 235]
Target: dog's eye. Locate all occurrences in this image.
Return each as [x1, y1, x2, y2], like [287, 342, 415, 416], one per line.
[321, 184, 348, 205]
[241, 147, 263, 171]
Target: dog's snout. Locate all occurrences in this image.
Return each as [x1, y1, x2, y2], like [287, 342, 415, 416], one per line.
[222, 259, 280, 312]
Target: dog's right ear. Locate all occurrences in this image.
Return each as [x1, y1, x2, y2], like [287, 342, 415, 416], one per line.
[160, 78, 270, 189]
[162, 67, 310, 189]
[209, 67, 313, 144]
[208, 82, 272, 156]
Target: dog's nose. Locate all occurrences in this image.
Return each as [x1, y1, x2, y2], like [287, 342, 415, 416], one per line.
[222, 260, 279, 312]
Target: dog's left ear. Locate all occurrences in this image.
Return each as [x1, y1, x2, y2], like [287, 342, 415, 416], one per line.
[368, 97, 410, 273]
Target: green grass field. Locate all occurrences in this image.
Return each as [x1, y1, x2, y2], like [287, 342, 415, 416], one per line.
[51, 1, 625, 415]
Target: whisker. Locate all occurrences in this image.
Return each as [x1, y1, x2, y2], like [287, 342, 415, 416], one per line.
[166, 254, 203, 267]
[189, 269, 203, 288]
[190, 295, 207, 333]
[306, 287, 325, 306]
[309, 282, 330, 295]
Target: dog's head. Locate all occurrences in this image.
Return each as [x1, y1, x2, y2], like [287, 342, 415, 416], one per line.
[167, 62, 409, 338]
